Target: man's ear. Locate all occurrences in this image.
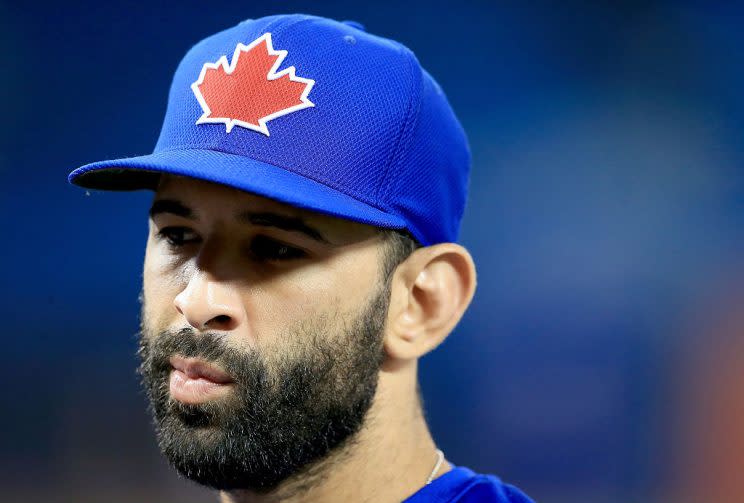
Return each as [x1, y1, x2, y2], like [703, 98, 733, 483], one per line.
[384, 243, 477, 361]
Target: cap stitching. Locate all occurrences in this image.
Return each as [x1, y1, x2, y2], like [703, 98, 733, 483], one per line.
[267, 14, 318, 37]
[373, 42, 421, 205]
[380, 50, 423, 205]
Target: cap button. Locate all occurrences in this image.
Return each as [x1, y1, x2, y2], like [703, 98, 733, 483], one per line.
[342, 20, 366, 32]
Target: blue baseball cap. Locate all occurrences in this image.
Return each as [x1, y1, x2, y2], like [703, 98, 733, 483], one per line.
[68, 14, 470, 246]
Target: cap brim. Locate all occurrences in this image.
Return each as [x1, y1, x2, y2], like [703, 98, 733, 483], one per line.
[68, 149, 407, 230]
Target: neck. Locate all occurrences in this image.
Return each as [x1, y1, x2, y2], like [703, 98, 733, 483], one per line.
[219, 361, 451, 503]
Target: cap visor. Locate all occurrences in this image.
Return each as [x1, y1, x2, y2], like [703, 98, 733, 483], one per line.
[68, 149, 407, 229]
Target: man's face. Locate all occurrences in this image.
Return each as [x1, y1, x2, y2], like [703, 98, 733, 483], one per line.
[138, 175, 391, 492]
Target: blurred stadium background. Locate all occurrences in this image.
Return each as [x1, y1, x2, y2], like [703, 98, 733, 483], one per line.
[1, 1, 743, 501]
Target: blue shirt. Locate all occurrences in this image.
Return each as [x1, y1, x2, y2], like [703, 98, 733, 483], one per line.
[403, 465, 535, 502]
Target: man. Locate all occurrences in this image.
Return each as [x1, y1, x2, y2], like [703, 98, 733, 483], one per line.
[69, 14, 534, 503]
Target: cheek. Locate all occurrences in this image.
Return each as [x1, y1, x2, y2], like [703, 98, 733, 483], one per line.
[243, 276, 325, 343]
[249, 249, 381, 332]
[142, 241, 185, 332]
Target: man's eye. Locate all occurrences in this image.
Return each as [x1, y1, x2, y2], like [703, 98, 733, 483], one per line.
[157, 227, 200, 247]
[249, 235, 307, 261]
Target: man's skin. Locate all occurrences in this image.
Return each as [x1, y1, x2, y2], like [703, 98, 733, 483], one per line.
[141, 174, 477, 502]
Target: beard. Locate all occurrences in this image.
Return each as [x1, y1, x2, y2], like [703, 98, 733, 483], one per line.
[137, 289, 388, 494]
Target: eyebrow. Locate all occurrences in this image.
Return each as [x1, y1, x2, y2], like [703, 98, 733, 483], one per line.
[239, 211, 330, 244]
[149, 199, 194, 219]
[149, 199, 330, 244]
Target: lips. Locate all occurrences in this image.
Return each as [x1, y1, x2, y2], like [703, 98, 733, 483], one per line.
[168, 355, 234, 404]
[169, 355, 234, 384]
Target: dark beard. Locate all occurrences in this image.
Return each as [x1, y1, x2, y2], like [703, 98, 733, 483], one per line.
[137, 290, 388, 493]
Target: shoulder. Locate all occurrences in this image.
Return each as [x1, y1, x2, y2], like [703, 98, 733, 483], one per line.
[404, 465, 535, 503]
[450, 472, 534, 503]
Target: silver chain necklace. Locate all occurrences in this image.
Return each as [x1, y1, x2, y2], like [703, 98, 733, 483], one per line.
[425, 449, 445, 485]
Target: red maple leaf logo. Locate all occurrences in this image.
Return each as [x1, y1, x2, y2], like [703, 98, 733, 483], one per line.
[191, 33, 315, 136]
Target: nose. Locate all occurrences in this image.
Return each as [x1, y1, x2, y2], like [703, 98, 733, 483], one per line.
[173, 270, 246, 331]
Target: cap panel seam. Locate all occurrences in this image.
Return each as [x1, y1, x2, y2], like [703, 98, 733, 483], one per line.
[243, 15, 289, 37]
[266, 14, 318, 37]
[378, 47, 423, 205]
[373, 43, 421, 206]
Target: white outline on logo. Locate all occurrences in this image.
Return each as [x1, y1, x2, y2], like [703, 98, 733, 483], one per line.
[190, 32, 315, 136]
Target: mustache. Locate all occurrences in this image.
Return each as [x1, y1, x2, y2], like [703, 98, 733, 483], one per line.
[137, 327, 241, 380]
